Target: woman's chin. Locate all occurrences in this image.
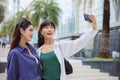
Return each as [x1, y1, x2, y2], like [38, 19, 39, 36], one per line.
[27, 38, 32, 42]
[45, 35, 53, 39]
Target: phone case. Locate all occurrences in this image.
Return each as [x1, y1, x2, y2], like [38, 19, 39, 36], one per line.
[84, 14, 92, 22]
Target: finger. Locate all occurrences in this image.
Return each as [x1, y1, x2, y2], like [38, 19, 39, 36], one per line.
[89, 15, 95, 19]
[88, 16, 94, 21]
[89, 15, 96, 21]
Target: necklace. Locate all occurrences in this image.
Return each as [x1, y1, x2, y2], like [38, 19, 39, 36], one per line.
[41, 44, 53, 53]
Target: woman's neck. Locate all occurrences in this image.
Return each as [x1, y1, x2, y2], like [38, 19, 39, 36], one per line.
[19, 39, 27, 48]
[42, 38, 54, 53]
[44, 38, 54, 45]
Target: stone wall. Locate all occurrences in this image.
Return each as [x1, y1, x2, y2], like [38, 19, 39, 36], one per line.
[93, 26, 120, 57]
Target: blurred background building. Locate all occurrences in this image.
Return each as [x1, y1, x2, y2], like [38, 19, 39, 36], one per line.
[0, 0, 120, 57]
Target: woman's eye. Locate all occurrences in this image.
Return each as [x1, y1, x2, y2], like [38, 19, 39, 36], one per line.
[50, 26, 54, 28]
[29, 29, 33, 31]
[44, 26, 48, 29]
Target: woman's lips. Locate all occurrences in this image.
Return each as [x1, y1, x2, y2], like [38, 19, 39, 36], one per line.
[47, 33, 52, 35]
[30, 35, 33, 38]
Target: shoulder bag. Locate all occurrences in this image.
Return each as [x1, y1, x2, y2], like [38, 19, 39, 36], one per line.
[59, 42, 73, 75]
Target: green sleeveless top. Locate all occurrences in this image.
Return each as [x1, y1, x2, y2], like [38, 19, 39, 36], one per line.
[41, 51, 60, 80]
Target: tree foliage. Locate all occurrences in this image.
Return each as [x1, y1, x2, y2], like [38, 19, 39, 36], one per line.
[29, 0, 61, 28]
[0, 0, 61, 36]
[0, 0, 6, 23]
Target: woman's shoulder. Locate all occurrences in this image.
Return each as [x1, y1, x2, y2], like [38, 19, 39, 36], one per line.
[9, 47, 19, 53]
[8, 48, 19, 58]
[54, 40, 66, 45]
[9, 44, 25, 55]
[54, 39, 69, 46]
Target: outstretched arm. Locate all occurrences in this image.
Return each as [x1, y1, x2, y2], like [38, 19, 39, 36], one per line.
[59, 15, 98, 58]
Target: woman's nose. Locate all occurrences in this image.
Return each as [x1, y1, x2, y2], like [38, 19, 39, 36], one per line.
[48, 28, 52, 31]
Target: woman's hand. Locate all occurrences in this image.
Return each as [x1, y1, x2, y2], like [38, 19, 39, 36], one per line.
[88, 15, 97, 30]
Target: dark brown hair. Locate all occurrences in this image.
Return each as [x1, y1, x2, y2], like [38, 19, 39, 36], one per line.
[10, 18, 32, 51]
[37, 20, 55, 47]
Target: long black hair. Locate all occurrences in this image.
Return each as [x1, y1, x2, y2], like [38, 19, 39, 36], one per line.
[10, 18, 32, 51]
[37, 20, 55, 47]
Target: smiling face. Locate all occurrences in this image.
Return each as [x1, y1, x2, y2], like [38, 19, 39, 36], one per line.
[20, 25, 33, 41]
[40, 24, 55, 39]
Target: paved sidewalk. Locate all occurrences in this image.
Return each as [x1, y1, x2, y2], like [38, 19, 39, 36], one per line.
[0, 45, 9, 80]
[0, 45, 9, 62]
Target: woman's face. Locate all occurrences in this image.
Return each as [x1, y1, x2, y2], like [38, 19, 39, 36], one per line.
[40, 25, 55, 39]
[20, 25, 33, 41]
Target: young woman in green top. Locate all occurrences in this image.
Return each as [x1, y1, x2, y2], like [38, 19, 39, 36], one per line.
[37, 15, 97, 80]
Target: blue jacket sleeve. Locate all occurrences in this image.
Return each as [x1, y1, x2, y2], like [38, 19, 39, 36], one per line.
[7, 50, 19, 80]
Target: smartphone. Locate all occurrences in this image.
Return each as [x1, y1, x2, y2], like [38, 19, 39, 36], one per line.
[84, 13, 92, 22]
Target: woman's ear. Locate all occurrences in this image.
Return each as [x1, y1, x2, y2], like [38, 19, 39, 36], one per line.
[20, 28, 24, 34]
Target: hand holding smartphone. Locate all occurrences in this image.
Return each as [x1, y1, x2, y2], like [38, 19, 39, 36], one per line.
[84, 13, 92, 22]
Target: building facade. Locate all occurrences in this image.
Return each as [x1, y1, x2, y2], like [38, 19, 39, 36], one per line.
[57, 0, 120, 57]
